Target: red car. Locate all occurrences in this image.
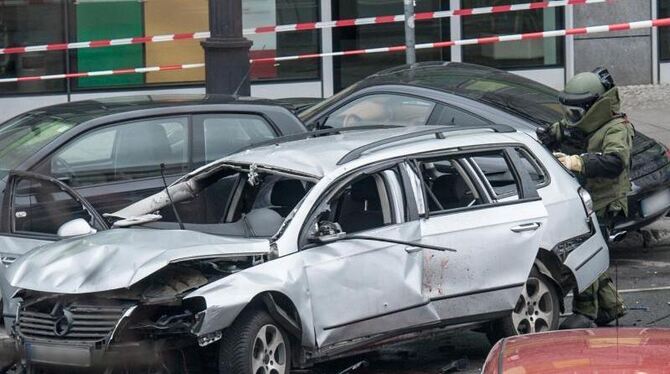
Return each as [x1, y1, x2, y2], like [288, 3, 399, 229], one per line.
[482, 328, 670, 373]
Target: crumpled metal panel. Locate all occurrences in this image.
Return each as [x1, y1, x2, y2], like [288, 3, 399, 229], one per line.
[8, 229, 269, 294]
[0, 235, 51, 328]
[185, 253, 316, 347]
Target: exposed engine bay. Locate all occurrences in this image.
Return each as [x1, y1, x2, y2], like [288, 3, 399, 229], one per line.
[13, 256, 262, 371]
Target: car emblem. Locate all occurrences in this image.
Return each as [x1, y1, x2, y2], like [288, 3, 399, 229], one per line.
[53, 310, 74, 337]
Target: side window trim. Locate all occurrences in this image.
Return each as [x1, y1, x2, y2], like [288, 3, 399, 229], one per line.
[321, 92, 438, 129]
[515, 146, 550, 188]
[37, 115, 191, 187]
[409, 149, 541, 218]
[427, 103, 493, 127]
[6, 171, 108, 239]
[504, 147, 540, 199]
[298, 162, 405, 250]
[381, 169, 405, 224]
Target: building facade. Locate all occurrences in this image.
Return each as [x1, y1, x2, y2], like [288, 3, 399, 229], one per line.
[0, 0, 666, 122]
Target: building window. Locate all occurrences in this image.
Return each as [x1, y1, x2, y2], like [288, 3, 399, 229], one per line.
[461, 0, 564, 69]
[333, 0, 451, 91]
[660, 0, 670, 61]
[0, 1, 66, 94]
[0, 0, 320, 95]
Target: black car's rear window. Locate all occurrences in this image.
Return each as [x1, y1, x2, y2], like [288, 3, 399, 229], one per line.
[411, 70, 564, 126]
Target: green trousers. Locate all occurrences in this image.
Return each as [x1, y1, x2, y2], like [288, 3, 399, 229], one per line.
[572, 208, 626, 321]
[573, 272, 625, 321]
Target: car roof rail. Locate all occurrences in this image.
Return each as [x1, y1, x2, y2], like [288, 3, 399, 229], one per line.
[237, 125, 401, 153]
[336, 124, 515, 165]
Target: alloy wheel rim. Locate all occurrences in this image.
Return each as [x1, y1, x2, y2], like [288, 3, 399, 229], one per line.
[511, 276, 555, 334]
[251, 324, 287, 374]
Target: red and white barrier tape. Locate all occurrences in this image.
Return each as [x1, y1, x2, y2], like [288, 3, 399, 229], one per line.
[246, 0, 608, 35]
[0, 0, 606, 56]
[0, 63, 204, 84]
[3, 17, 669, 84]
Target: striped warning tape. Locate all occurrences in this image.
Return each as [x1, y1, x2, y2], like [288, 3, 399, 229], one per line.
[246, 0, 609, 35]
[251, 18, 670, 63]
[0, 0, 607, 55]
[2, 17, 669, 84]
[0, 63, 205, 84]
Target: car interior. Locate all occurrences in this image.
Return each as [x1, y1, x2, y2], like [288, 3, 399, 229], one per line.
[147, 171, 313, 238]
[308, 174, 395, 238]
[419, 159, 483, 212]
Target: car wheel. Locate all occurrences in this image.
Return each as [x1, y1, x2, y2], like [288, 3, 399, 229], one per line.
[219, 309, 291, 374]
[488, 268, 560, 344]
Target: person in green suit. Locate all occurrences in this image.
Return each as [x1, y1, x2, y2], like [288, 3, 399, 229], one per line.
[537, 67, 631, 328]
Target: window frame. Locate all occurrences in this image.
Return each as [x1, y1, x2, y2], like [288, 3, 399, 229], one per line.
[33, 114, 194, 188]
[514, 146, 551, 189]
[317, 91, 440, 129]
[426, 103, 494, 127]
[191, 111, 282, 166]
[298, 161, 408, 250]
[2, 170, 107, 240]
[405, 145, 541, 218]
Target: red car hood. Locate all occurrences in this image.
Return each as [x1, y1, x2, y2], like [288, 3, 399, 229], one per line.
[484, 328, 670, 373]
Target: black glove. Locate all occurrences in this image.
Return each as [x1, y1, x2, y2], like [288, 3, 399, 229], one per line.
[536, 125, 556, 148]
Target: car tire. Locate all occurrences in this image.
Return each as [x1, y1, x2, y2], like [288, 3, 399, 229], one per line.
[487, 268, 560, 344]
[219, 309, 292, 374]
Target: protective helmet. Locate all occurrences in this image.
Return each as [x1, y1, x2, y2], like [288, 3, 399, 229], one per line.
[559, 67, 615, 126]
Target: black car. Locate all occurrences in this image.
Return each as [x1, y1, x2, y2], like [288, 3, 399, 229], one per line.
[0, 94, 307, 328]
[299, 62, 670, 232]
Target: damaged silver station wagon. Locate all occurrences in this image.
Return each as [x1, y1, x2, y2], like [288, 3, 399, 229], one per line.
[6, 125, 609, 373]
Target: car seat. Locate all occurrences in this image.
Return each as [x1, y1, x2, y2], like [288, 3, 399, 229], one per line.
[114, 124, 173, 177]
[431, 174, 472, 210]
[337, 176, 384, 233]
[270, 179, 307, 217]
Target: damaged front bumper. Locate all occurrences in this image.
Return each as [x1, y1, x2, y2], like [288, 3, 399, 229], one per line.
[14, 298, 201, 369]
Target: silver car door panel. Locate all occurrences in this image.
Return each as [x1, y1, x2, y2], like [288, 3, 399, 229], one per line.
[420, 200, 548, 317]
[304, 222, 426, 348]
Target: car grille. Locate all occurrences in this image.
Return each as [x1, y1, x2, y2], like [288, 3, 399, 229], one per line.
[18, 304, 126, 342]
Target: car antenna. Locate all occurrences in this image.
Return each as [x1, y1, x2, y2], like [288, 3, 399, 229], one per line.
[232, 46, 265, 97]
[160, 163, 185, 230]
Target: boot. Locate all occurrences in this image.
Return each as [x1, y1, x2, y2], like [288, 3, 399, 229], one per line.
[595, 303, 627, 326]
[560, 313, 596, 330]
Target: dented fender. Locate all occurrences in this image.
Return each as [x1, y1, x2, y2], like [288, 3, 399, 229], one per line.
[185, 253, 316, 348]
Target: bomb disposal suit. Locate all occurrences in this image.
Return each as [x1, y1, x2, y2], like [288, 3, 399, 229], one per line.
[537, 68, 631, 327]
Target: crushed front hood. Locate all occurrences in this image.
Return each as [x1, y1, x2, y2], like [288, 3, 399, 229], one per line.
[8, 229, 269, 294]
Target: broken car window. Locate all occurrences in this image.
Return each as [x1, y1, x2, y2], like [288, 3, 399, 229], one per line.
[134, 164, 314, 238]
[469, 152, 522, 201]
[305, 172, 397, 239]
[416, 158, 483, 213]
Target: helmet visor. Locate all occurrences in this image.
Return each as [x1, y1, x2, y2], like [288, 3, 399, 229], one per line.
[562, 105, 585, 125]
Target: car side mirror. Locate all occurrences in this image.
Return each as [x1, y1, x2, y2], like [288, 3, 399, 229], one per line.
[57, 218, 97, 238]
[308, 221, 346, 244]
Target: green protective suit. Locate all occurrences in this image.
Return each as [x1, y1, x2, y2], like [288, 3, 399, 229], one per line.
[550, 87, 634, 217]
[549, 87, 633, 322]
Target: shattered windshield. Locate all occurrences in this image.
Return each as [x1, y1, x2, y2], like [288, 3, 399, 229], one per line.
[117, 163, 316, 238]
[0, 114, 75, 170]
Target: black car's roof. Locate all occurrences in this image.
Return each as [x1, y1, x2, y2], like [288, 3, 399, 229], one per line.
[11, 94, 297, 125]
